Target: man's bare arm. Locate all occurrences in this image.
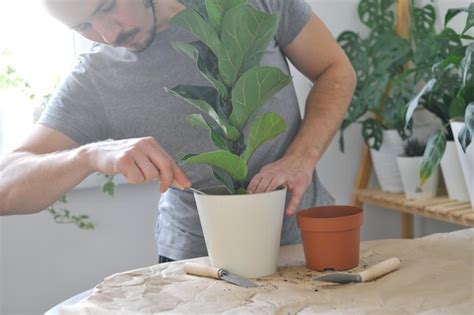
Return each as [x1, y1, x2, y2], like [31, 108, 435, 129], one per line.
[248, 13, 357, 214]
[0, 125, 190, 215]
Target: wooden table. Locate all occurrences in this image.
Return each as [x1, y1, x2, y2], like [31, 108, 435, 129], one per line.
[57, 229, 474, 314]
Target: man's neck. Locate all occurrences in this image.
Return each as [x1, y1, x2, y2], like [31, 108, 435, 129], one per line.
[153, 0, 186, 32]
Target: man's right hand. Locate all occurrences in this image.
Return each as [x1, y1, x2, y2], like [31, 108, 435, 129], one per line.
[0, 125, 190, 215]
[85, 137, 191, 193]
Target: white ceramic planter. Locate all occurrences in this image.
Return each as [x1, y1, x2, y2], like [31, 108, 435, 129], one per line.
[440, 141, 470, 201]
[194, 187, 286, 278]
[451, 122, 474, 208]
[371, 130, 404, 192]
[397, 156, 439, 199]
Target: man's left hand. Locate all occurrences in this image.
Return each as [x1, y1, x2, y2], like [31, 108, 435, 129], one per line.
[247, 154, 315, 215]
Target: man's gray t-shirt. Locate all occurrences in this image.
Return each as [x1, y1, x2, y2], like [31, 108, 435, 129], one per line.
[39, 0, 334, 260]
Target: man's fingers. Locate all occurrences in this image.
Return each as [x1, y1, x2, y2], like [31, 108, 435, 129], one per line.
[133, 154, 160, 183]
[285, 186, 305, 216]
[267, 175, 287, 192]
[124, 161, 146, 184]
[172, 162, 191, 189]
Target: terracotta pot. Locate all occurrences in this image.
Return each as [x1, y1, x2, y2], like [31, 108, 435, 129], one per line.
[296, 206, 363, 271]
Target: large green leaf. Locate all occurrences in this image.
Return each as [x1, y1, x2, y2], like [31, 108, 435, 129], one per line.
[230, 66, 290, 130]
[463, 3, 474, 34]
[170, 8, 221, 57]
[420, 130, 446, 185]
[211, 166, 236, 194]
[218, 4, 279, 86]
[178, 0, 209, 20]
[405, 78, 436, 128]
[411, 4, 436, 38]
[180, 150, 248, 181]
[170, 41, 228, 98]
[448, 93, 466, 119]
[459, 102, 474, 152]
[371, 31, 411, 75]
[358, 0, 395, 31]
[461, 44, 474, 87]
[205, 0, 246, 33]
[241, 112, 286, 162]
[186, 114, 229, 150]
[165, 85, 240, 140]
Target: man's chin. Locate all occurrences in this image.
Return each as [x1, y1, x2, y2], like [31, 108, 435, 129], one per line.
[126, 33, 155, 53]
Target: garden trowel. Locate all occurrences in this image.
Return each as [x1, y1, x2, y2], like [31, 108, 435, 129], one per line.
[313, 257, 401, 284]
[184, 262, 257, 288]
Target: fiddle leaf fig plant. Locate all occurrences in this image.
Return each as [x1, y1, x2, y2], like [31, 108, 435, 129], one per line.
[167, 0, 290, 194]
[337, 0, 413, 152]
[404, 3, 474, 185]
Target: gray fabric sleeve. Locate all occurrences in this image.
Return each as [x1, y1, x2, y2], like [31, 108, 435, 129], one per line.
[253, 0, 312, 48]
[38, 57, 109, 145]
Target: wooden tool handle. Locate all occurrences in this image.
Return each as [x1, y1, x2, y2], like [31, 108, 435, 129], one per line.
[358, 257, 401, 282]
[184, 263, 221, 279]
[170, 179, 186, 190]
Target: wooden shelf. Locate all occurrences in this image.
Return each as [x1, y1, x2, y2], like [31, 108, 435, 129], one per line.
[355, 189, 474, 228]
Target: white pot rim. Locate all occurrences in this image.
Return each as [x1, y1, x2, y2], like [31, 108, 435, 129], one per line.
[195, 186, 287, 198]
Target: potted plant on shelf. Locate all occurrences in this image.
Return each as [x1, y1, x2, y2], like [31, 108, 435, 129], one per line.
[337, 0, 414, 193]
[451, 103, 474, 207]
[404, 3, 473, 202]
[167, 0, 290, 278]
[397, 138, 439, 199]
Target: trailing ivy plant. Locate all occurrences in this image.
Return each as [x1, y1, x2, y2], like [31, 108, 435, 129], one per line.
[404, 3, 474, 185]
[337, 0, 413, 152]
[166, 0, 290, 194]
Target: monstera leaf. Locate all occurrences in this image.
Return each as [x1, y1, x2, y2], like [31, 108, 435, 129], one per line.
[218, 4, 279, 86]
[358, 0, 395, 31]
[230, 66, 290, 130]
[241, 112, 286, 162]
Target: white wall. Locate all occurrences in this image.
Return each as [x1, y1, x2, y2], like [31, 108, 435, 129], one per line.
[1, 0, 468, 314]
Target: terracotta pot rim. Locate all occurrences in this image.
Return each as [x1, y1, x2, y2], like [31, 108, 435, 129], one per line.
[296, 205, 363, 232]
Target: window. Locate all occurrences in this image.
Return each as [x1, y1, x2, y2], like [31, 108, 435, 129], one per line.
[0, 1, 76, 154]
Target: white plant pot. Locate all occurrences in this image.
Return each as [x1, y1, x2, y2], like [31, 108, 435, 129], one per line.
[194, 187, 286, 278]
[451, 122, 474, 208]
[440, 141, 470, 201]
[397, 156, 439, 199]
[371, 130, 404, 192]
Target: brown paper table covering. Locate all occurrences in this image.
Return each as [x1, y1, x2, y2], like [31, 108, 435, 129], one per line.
[60, 229, 474, 314]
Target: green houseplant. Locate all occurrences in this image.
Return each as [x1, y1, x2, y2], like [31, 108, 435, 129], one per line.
[337, 0, 413, 152]
[336, 0, 415, 193]
[450, 102, 474, 207]
[166, 0, 290, 194]
[397, 137, 439, 199]
[404, 2, 474, 186]
[165, 0, 291, 278]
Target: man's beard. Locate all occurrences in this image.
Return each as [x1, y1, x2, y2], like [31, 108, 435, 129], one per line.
[120, 0, 156, 52]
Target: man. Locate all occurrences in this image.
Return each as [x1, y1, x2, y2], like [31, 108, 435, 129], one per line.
[0, 0, 356, 262]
